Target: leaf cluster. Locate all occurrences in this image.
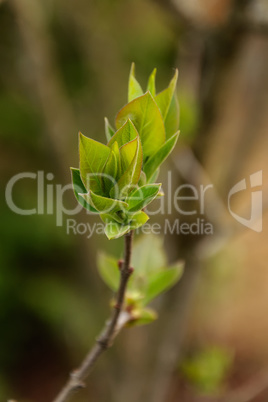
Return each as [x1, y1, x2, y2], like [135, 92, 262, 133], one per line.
[71, 64, 180, 239]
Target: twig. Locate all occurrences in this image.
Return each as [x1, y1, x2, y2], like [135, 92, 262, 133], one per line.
[52, 231, 134, 402]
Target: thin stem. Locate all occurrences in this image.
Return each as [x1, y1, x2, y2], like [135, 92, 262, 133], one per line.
[52, 230, 134, 402]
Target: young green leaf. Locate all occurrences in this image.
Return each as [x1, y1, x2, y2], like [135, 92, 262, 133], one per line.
[128, 210, 149, 228]
[103, 210, 149, 240]
[110, 132, 143, 199]
[97, 252, 120, 291]
[127, 184, 161, 212]
[119, 135, 139, 172]
[102, 142, 119, 194]
[164, 94, 180, 139]
[104, 220, 132, 240]
[80, 191, 128, 214]
[148, 168, 160, 183]
[147, 68, 157, 97]
[70, 168, 98, 213]
[116, 92, 165, 158]
[138, 171, 147, 186]
[142, 262, 184, 306]
[104, 117, 115, 142]
[108, 119, 137, 149]
[128, 307, 158, 327]
[100, 211, 126, 224]
[143, 131, 180, 181]
[79, 132, 110, 193]
[128, 62, 143, 102]
[131, 235, 167, 276]
[155, 69, 178, 122]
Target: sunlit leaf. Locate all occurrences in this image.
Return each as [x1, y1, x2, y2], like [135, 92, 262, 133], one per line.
[148, 168, 160, 183]
[104, 220, 131, 240]
[128, 62, 143, 102]
[165, 94, 180, 139]
[80, 191, 128, 214]
[129, 210, 149, 228]
[70, 168, 98, 213]
[103, 210, 149, 240]
[110, 130, 142, 198]
[79, 132, 110, 193]
[156, 69, 178, 122]
[108, 119, 137, 148]
[128, 307, 158, 327]
[100, 211, 126, 224]
[97, 252, 120, 291]
[127, 184, 161, 212]
[102, 142, 119, 194]
[142, 262, 184, 306]
[147, 68, 157, 97]
[138, 171, 147, 186]
[116, 92, 165, 158]
[131, 235, 167, 275]
[143, 131, 180, 181]
[104, 117, 115, 142]
[120, 137, 138, 172]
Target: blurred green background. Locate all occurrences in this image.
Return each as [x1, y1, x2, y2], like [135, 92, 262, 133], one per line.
[1, 0, 268, 401]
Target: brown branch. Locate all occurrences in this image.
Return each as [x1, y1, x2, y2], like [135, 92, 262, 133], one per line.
[52, 231, 134, 402]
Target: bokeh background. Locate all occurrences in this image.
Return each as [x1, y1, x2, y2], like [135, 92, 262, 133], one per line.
[1, 0, 268, 401]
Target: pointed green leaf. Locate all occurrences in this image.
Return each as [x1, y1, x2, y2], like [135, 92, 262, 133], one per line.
[104, 220, 132, 240]
[100, 211, 126, 224]
[155, 69, 178, 122]
[108, 119, 137, 149]
[142, 262, 184, 306]
[147, 68, 157, 97]
[103, 210, 149, 240]
[110, 129, 143, 199]
[128, 210, 149, 228]
[131, 235, 167, 276]
[120, 137, 137, 171]
[164, 94, 180, 139]
[128, 62, 143, 102]
[70, 168, 98, 213]
[127, 184, 161, 212]
[128, 307, 158, 327]
[80, 191, 128, 214]
[102, 142, 119, 194]
[79, 132, 110, 193]
[157, 189, 164, 197]
[148, 168, 160, 183]
[117, 136, 142, 195]
[111, 140, 122, 178]
[143, 131, 180, 181]
[116, 92, 165, 158]
[138, 171, 147, 186]
[104, 117, 115, 142]
[97, 252, 120, 291]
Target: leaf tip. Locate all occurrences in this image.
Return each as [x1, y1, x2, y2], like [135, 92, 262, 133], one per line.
[130, 62, 135, 76]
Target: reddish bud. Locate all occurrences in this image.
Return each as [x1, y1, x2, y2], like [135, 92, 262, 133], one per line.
[118, 260, 124, 270]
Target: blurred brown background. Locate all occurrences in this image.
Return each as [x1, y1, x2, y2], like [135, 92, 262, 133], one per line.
[0, 0, 268, 401]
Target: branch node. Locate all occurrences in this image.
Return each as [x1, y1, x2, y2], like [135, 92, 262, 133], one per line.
[96, 336, 110, 350]
[70, 370, 85, 389]
[118, 259, 124, 270]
